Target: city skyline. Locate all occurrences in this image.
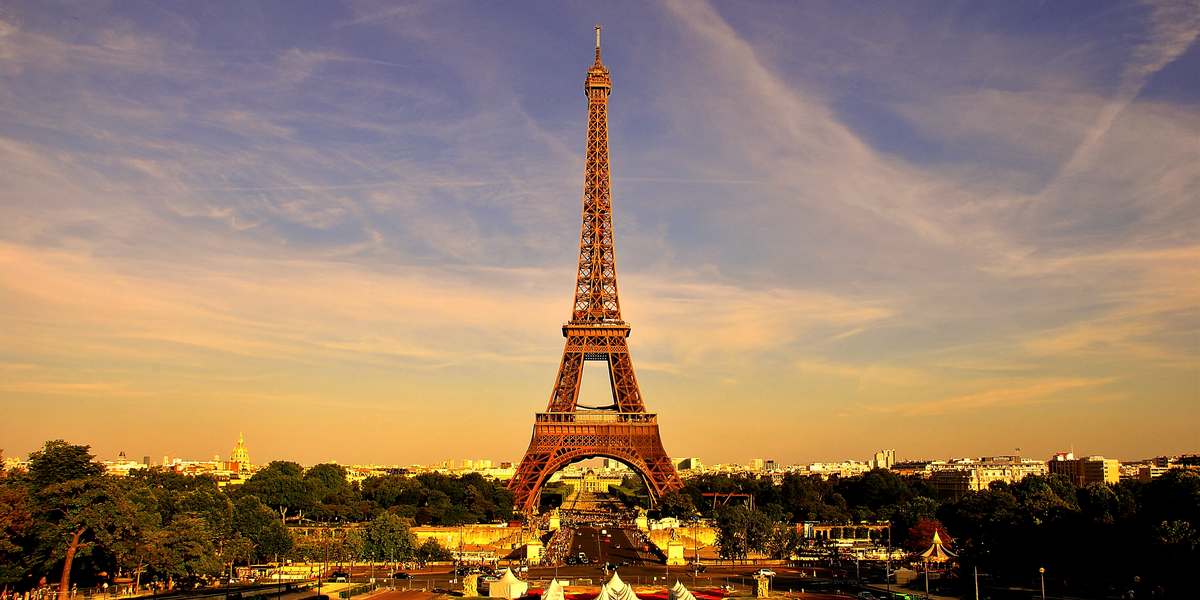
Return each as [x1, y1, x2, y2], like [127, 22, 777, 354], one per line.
[2, 2, 1198, 465]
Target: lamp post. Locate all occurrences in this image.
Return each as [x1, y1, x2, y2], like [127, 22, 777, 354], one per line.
[924, 559, 930, 600]
[885, 522, 892, 597]
[1039, 567, 1046, 600]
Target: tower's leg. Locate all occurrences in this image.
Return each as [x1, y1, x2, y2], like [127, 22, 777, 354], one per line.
[547, 350, 585, 413]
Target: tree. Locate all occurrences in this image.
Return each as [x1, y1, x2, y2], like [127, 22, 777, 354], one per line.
[764, 523, 802, 560]
[905, 517, 947, 552]
[35, 477, 154, 600]
[360, 513, 415, 562]
[414, 538, 452, 564]
[255, 520, 293, 562]
[241, 462, 313, 521]
[148, 516, 223, 589]
[655, 491, 697, 520]
[838, 469, 913, 515]
[304, 464, 350, 503]
[232, 496, 290, 562]
[0, 482, 35, 589]
[27, 441, 103, 489]
[714, 506, 772, 561]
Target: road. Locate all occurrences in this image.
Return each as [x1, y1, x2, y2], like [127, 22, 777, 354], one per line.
[568, 525, 659, 567]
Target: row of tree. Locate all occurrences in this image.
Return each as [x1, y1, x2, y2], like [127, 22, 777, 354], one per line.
[0, 441, 467, 595]
[657, 468, 1199, 598]
[239, 460, 513, 525]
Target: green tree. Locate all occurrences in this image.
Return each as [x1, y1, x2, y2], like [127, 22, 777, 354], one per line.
[655, 491, 697, 519]
[27, 441, 104, 489]
[414, 538, 452, 564]
[764, 523, 802, 560]
[148, 516, 223, 589]
[232, 496, 291, 562]
[304, 464, 350, 503]
[241, 462, 313, 522]
[256, 520, 294, 561]
[714, 506, 772, 561]
[360, 512, 415, 562]
[35, 477, 152, 600]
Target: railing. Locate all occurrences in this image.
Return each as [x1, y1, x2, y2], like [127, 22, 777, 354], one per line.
[536, 413, 656, 424]
[337, 582, 381, 599]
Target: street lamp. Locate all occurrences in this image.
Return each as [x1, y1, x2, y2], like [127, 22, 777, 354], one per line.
[1039, 567, 1046, 600]
[885, 522, 892, 597]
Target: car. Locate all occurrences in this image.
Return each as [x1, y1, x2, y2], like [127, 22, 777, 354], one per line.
[566, 557, 578, 566]
[392, 573, 410, 580]
[753, 569, 776, 577]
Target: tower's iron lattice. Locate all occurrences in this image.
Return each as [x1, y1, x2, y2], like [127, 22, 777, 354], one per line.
[508, 27, 683, 513]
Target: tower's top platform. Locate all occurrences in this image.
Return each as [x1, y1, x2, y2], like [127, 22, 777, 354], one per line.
[585, 25, 611, 93]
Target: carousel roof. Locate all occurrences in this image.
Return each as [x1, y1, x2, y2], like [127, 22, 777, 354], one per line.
[919, 529, 956, 562]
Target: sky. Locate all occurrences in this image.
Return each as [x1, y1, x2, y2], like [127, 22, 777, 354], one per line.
[1, 1, 1197, 467]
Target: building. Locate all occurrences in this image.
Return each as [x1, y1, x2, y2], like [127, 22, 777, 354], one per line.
[229, 433, 251, 474]
[102, 451, 148, 477]
[807, 461, 872, 478]
[870, 449, 896, 470]
[1138, 465, 1171, 482]
[748, 458, 765, 472]
[928, 461, 1048, 498]
[1048, 454, 1119, 486]
[675, 457, 703, 471]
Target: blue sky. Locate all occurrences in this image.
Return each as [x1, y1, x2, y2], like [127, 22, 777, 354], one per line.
[1, 1, 1197, 466]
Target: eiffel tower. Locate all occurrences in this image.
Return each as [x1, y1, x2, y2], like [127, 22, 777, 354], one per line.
[509, 26, 683, 513]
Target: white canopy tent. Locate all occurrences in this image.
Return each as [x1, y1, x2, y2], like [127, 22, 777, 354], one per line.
[488, 569, 529, 600]
[668, 581, 696, 600]
[542, 579, 565, 600]
[594, 572, 639, 600]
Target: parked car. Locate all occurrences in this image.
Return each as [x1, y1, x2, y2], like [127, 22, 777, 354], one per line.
[392, 573, 410, 580]
[753, 569, 776, 577]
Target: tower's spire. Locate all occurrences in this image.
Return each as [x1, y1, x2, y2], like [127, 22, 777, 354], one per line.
[577, 24, 617, 321]
[594, 24, 602, 63]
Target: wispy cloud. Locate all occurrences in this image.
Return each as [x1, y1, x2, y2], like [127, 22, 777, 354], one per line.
[875, 377, 1117, 417]
[1, 1, 1196, 462]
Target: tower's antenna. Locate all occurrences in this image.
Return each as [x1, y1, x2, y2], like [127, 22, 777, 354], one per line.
[595, 24, 601, 51]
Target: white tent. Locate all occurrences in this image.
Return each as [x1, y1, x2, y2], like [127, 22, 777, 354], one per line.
[488, 569, 529, 599]
[542, 579, 565, 600]
[668, 581, 696, 600]
[595, 572, 638, 600]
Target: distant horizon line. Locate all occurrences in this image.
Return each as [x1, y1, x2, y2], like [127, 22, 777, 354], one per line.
[3, 439, 1196, 467]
